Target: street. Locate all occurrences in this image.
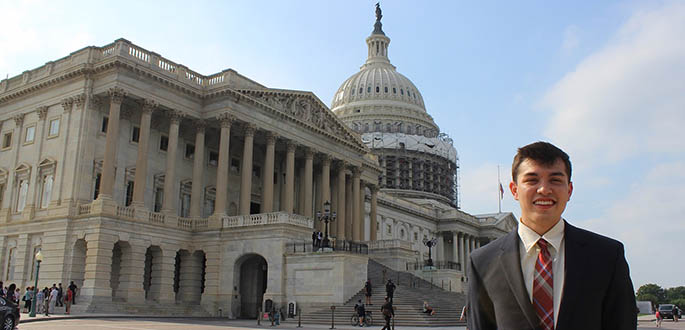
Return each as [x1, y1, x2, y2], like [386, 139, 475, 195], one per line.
[18, 318, 466, 330]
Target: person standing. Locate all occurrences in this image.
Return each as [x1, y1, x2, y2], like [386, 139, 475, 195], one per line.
[65, 288, 73, 315]
[43, 287, 50, 316]
[364, 280, 372, 305]
[6, 284, 16, 304]
[381, 297, 394, 330]
[467, 141, 636, 329]
[49, 286, 58, 314]
[22, 287, 33, 313]
[385, 279, 395, 304]
[35, 289, 44, 314]
[68, 281, 78, 305]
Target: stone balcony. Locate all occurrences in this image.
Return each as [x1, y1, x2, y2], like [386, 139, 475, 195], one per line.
[1, 198, 314, 233]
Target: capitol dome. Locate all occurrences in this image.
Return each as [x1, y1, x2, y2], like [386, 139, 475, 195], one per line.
[331, 6, 460, 208]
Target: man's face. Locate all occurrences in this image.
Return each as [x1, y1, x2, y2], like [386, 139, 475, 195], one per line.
[510, 158, 573, 228]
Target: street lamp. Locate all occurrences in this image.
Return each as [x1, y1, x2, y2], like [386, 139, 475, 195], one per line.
[29, 250, 43, 317]
[315, 201, 336, 249]
[423, 237, 438, 267]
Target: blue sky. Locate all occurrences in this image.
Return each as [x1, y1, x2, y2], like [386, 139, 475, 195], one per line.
[1, 0, 683, 289]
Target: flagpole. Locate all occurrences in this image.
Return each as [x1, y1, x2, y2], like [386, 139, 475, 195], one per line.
[498, 165, 502, 213]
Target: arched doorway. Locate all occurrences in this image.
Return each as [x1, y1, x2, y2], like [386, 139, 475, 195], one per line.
[235, 254, 268, 319]
[143, 246, 163, 301]
[111, 241, 131, 301]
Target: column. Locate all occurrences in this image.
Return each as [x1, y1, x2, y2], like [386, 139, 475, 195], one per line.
[369, 185, 378, 241]
[190, 120, 206, 217]
[162, 111, 182, 214]
[284, 141, 296, 214]
[132, 100, 156, 208]
[459, 233, 465, 271]
[303, 148, 313, 217]
[330, 169, 338, 237]
[408, 160, 413, 189]
[239, 124, 255, 215]
[352, 167, 361, 241]
[156, 247, 178, 303]
[320, 155, 331, 212]
[436, 234, 444, 262]
[394, 158, 400, 187]
[80, 232, 115, 304]
[261, 132, 276, 213]
[452, 232, 459, 264]
[213, 114, 233, 216]
[345, 175, 353, 239]
[179, 251, 203, 303]
[119, 245, 147, 303]
[98, 87, 126, 200]
[359, 180, 365, 240]
[335, 162, 346, 239]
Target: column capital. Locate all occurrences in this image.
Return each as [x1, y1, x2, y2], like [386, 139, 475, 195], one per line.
[369, 185, 380, 193]
[108, 87, 126, 104]
[304, 147, 314, 159]
[265, 131, 278, 145]
[13, 113, 24, 126]
[141, 99, 158, 114]
[61, 97, 74, 113]
[217, 113, 235, 128]
[286, 140, 297, 153]
[167, 110, 184, 124]
[89, 95, 103, 111]
[242, 123, 256, 137]
[37, 106, 49, 120]
[320, 154, 331, 166]
[352, 166, 361, 178]
[73, 93, 86, 110]
[333, 160, 347, 171]
[192, 119, 208, 133]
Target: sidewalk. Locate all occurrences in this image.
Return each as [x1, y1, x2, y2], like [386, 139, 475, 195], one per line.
[18, 311, 466, 329]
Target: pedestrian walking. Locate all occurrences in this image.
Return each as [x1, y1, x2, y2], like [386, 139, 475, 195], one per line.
[364, 280, 372, 305]
[6, 284, 16, 304]
[57, 283, 64, 307]
[656, 310, 662, 327]
[381, 296, 394, 330]
[385, 279, 395, 304]
[43, 287, 50, 316]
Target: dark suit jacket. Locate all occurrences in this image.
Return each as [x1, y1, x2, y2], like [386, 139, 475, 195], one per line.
[466, 221, 636, 330]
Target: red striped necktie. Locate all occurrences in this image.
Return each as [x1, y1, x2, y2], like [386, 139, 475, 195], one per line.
[533, 238, 554, 330]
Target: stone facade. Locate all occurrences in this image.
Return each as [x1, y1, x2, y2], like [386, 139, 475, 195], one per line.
[0, 25, 514, 316]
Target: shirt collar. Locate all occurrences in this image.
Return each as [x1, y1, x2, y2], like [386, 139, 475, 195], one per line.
[518, 218, 565, 255]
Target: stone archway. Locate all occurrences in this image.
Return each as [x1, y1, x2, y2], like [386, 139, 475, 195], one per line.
[143, 246, 163, 301]
[69, 239, 87, 298]
[235, 254, 268, 319]
[111, 241, 131, 301]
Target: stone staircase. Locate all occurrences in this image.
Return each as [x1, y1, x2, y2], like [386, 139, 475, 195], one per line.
[301, 259, 467, 327]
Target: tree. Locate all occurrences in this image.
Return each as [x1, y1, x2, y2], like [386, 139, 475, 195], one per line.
[636, 284, 666, 306]
[666, 286, 685, 307]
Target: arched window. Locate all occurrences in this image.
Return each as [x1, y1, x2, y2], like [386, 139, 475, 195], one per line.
[376, 86, 380, 93]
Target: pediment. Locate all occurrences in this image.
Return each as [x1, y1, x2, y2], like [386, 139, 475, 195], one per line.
[15, 162, 31, 173]
[39, 157, 57, 168]
[236, 89, 368, 152]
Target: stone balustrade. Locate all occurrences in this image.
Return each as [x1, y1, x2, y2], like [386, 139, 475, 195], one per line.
[366, 239, 413, 250]
[222, 212, 313, 229]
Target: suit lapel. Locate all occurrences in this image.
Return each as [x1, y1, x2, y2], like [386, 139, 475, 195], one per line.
[556, 221, 589, 329]
[498, 230, 538, 328]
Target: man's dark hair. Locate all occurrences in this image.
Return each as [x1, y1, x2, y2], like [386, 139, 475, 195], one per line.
[512, 141, 572, 182]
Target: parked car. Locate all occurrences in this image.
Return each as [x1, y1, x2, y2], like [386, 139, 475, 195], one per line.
[658, 304, 681, 320]
[0, 296, 19, 330]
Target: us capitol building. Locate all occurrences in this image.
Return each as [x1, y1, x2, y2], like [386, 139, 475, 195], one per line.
[0, 7, 515, 317]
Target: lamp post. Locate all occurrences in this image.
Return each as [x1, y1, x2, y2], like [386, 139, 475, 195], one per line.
[423, 237, 438, 267]
[316, 201, 336, 249]
[29, 250, 43, 317]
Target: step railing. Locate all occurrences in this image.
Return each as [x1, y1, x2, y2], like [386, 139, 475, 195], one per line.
[286, 240, 368, 254]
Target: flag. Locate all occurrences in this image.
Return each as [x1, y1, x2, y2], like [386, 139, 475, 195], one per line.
[499, 183, 504, 200]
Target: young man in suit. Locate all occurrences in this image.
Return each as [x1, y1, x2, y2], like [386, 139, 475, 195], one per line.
[467, 141, 636, 330]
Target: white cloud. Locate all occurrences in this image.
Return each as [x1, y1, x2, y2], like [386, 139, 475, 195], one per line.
[581, 161, 685, 288]
[541, 2, 685, 169]
[541, 2, 685, 289]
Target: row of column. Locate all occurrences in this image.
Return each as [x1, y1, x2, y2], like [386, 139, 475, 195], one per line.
[95, 89, 379, 241]
[450, 232, 480, 271]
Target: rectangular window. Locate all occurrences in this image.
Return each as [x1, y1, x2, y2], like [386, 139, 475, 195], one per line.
[208, 151, 219, 166]
[17, 179, 28, 212]
[253, 165, 261, 178]
[180, 192, 191, 217]
[159, 135, 169, 151]
[131, 126, 140, 143]
[185, 144, 195, 159]
[230, 158, 240, 173]
[6, 248, 15, 281]
[40, 175, 53, 208]
[93, 173, 101, 200]
[48, 118, 60, 137]
[2, 132, 12, 149]
[24, 126, 35, 143]
[386, 224, 392, 235]
[154, 187, 163, 212]
[125, 181, 134, 206]
[101, 117, 109, 133]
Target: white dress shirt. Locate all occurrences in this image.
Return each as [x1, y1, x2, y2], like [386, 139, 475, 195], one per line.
[518, 218, 565, 327]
